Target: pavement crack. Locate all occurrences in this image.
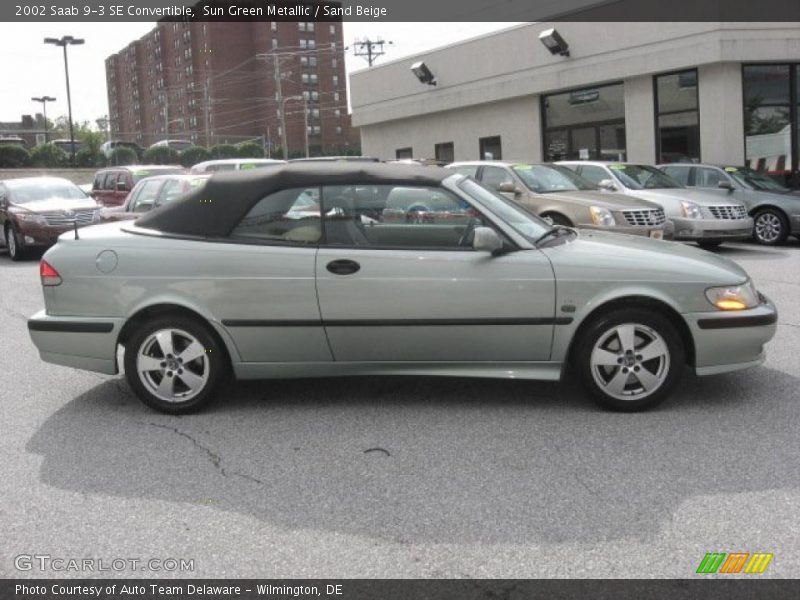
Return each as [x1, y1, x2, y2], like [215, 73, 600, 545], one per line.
[140, 421, 262, 485]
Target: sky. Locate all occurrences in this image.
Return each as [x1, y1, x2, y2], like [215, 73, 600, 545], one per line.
[0, 21, 521, 125]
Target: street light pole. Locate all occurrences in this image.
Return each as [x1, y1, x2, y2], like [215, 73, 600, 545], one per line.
[44, 35, 84, 166]
[31, 96, 56, 144]
[283, 95, 309, 158]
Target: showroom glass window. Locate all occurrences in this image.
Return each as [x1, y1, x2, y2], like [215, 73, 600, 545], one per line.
[742, 64, 798, 188]
[479, 136, 502, 160]
[395, 147, 413, 159]
[654, 69, 700, 163]
[542, 83, 626, 162]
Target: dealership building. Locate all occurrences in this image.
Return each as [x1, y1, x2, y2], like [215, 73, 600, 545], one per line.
[350, 22, 800, 185]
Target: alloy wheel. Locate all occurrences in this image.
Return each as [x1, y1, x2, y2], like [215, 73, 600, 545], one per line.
[590, 323, 670, 401]
[136, 328, 209, 403]
[754, 212, 783, 244]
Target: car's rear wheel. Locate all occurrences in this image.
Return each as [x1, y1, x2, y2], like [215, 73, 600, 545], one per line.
[752, 208, 789, 245]
[575, 308, 685, 412]
[5, 225, 26, 261]
[124, 315, 225, 414]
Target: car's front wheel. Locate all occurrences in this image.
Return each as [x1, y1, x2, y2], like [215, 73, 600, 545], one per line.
[5, 225, 26, 261]
[124, 315, 225, 414]
[575, 308, 685, 411]
[752, 208, 789, 245]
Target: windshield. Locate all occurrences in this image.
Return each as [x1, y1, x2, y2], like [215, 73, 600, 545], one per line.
[609, 164, 683, 190]
[458, 178, 550, 243]
[7, 180, 87, 203]
[512, 164, 597, 193]
[726, 167, 790, 192]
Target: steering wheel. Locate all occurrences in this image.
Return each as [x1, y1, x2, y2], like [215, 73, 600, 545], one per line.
[458, 217, 481, 247]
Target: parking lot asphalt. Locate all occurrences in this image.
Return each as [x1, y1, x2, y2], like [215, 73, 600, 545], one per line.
[1, 239, 799, 579]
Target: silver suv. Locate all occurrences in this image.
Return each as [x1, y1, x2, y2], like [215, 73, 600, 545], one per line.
[559, 162, 753, 248]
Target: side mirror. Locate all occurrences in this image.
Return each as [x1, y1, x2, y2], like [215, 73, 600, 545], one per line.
[598, 179, 617, 191]
[472, 226, 504, 254]
[0, 197, 7, 209]
[496, 181, 520, 194]
[718, 180, 734, 192]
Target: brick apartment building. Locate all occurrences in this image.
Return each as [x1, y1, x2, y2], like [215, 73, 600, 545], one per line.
[105, 21, 358, 156]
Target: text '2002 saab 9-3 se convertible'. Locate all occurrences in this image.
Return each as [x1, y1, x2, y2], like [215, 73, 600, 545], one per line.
[27, 164, 777, 413]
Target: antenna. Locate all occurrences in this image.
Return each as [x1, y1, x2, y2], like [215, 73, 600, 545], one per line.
[73, 219, 79, 240]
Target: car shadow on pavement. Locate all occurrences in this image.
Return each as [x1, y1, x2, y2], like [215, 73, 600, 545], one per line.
[26, 367, 800, 545]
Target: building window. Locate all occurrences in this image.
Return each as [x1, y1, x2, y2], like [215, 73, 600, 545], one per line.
[298, 22, 306, 32]
[332, 75, 339, 86]
[654, 69, 700, 163]
[272, 39, 278, 49]
[336, 126, 342, 135]
[542, 82, 625, 161]
[479, 136, 502, 160]
[334, 92, 340, 102]
[271, 22, 277, 32]
[329, 25, 336, 36]
[396, 147, 413, 159]
[743, 64, 798, 187]
[435, 142, 454, 163]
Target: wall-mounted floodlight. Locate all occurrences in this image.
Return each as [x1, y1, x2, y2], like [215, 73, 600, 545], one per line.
[538, 28, 570, 57]
[411, 61, 437, 86]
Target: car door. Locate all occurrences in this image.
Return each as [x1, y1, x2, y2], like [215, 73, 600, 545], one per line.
[315, 183, 556, 362]
[218, 187, 331, 364]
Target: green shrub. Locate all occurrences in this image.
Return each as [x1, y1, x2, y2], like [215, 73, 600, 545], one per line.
[236, 142, 264, 159]
[108, 147, 138, 166]
[142, 146, 180, 165]
[29, 144, 66, 168]
[180, 145, 211, 168]
[0, 144, 31, 167]
[209, 144, 239, 159]
[76, 148, 106, 168]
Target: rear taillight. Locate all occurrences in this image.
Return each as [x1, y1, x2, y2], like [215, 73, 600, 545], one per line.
[40, 259, 62, 286]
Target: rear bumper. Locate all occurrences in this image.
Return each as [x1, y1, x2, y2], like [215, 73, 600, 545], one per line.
[671, 216, 753, 241]
[27, 310, 124, 375]
[685, 298, 777, 375]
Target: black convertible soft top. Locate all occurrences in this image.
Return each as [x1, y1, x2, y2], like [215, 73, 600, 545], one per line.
[134, 162, 452, 237]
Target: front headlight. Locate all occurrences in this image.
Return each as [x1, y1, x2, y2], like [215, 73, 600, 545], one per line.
[681, 201, 702, 219]
[16, 212, 46, 225]
[705, 280, 760, 311]
[589, 206, 616, 227]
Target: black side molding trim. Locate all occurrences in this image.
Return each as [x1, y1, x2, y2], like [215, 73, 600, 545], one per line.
[28, 320, 114, 333]
[222, 317, 573, 328]
[697, 313, 777, 330]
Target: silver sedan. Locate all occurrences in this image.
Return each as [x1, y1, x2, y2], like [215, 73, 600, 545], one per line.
[27, 164, 777, 414]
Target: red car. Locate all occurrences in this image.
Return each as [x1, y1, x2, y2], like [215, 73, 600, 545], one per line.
[100, 174, 211, 222]
[0, 177, 99, 261]
[91, 165, 184, 207]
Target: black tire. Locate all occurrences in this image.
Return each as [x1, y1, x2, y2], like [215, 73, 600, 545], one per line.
[5, 225, 26, 261]
[752, 208, 789, 246]
[123, 315, 226, 414]
[545, 213, 571, 227]
[697, 241, 722, 250]
[574, 308, 685, 412]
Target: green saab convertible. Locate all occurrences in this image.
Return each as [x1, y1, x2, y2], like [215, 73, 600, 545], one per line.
[27, 163, 777, 413]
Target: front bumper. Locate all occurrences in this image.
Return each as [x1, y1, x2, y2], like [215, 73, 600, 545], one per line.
[671, 216, 753, 241]
[17, 222, 87, 247]
[28, 311, 124, 375]
[684, 296, 778, 376]
[578, 220, 674, 240]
